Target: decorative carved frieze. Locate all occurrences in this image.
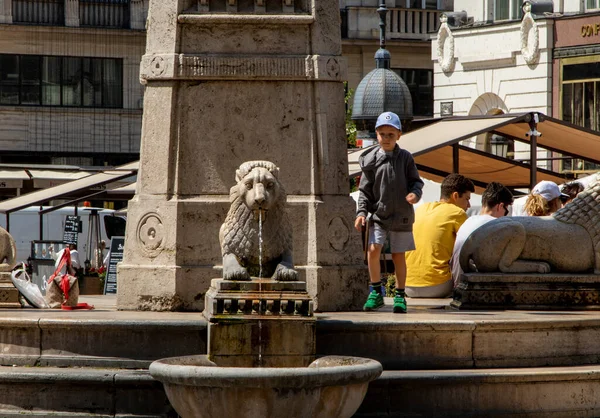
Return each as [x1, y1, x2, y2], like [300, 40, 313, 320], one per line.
[140, 54, 347, 82]
[452, 273, 600, 310]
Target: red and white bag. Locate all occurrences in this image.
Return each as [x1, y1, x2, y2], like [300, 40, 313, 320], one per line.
[44, 248, 80, 309]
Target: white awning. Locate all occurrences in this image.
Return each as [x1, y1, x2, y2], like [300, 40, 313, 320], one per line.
[28, 170, 92, 189]
[0, 163, 138, 214]
[0, 169, 30, 189]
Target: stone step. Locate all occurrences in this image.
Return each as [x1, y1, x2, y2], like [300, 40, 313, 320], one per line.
[317, 309, 600, 369]
[0, 366, 174, 417]
[0, 312, 206, 369]
[356, 365, 600, 417]
[2, 306, 600, 370]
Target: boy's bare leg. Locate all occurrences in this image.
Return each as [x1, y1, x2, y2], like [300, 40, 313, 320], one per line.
[391, 252, 406, 289]
[367, 244, 383, 283]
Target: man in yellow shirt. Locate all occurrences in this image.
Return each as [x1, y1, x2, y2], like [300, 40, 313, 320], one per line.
[405, 174, 475, 298]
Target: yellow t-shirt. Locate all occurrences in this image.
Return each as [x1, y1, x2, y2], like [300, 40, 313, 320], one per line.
[406, 201, 467, 288]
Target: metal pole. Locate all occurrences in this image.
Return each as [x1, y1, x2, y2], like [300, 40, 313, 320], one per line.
[452, 143, 459, 173]
[530, 134, 537, 189]
[527, 113, 540, 189]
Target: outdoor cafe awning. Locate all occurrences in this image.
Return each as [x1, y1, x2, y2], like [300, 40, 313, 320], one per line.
[0, 169, 31, 189]
[28, 169, 92, 189]
[348, 112, 596, 190]
[0, 161, 139, 214]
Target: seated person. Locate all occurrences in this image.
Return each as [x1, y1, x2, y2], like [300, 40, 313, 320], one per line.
[524, 180, 567, 216]
[405, 173, 474, 298]
[560, 181, 584, 207]
[450, 182, 513, 286]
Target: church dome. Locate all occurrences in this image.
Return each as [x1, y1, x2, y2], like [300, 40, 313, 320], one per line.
[351, 67, 413, 121]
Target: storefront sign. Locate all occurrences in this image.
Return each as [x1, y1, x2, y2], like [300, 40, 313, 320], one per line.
[63, 215, 80, 246]
[581, 23, 600, 37]
[104, 236, 124, 294]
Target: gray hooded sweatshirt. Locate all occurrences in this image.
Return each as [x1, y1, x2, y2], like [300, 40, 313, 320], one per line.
[356, 144, 424, 232]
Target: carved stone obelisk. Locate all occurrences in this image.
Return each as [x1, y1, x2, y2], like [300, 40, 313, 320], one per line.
[117, 0, 366, 311]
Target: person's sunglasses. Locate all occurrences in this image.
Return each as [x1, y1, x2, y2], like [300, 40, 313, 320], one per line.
[503, 204, 511, 216]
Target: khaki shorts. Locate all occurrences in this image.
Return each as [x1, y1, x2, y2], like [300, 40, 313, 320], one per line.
[368, 221, 416, 253]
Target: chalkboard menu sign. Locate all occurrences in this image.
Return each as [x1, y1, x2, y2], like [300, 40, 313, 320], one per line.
[104, 236, 125, 295]
[63, 215, 80, 245]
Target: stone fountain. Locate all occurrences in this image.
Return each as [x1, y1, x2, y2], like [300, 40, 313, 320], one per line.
[125, 0, 380, 414]
[149, 160, 382, 417]
[117, 0, 366, 312]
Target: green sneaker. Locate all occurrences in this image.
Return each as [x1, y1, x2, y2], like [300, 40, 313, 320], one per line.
[363, 290, 384, 311]
[393, 294, 407, 313]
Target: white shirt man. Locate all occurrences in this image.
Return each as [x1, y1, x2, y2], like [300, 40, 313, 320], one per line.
[450, 182, 513, 287]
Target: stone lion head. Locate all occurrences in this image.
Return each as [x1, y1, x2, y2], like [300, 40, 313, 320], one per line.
[233, 161, 284, 220]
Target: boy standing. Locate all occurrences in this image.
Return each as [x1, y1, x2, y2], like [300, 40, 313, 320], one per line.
[354, 111, 424, 313]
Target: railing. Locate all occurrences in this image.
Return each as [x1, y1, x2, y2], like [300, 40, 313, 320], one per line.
[12, 0, 65, 25]
[388, 8, 441, 38]
[79, 0, 130, 28]
[344, 7, 442, 40]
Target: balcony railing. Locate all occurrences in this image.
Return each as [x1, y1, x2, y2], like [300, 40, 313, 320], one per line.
[13, 0, 65, 25]
[79, 0, 130, 28]
[388, 8, 440, 39]
[343, 7, 442, 40]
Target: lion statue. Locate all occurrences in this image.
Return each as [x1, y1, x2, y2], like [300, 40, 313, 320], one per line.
[0, 226, 16, 272]
[219, 160, 297, 281]
[460, 176, 600, 275]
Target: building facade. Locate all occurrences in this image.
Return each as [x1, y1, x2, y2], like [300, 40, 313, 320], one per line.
[0, 0, 450, 185]
[0, 0, 146, 169]
[433, 0, 600, 171]
[342, 0, 454, 118]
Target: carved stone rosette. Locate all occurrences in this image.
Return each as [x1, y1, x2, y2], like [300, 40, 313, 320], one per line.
[137, 213, 165, 257]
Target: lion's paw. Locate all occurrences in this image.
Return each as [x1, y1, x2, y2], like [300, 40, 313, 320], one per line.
[223, 267, 251, 281]
[273, 265, 298, 281]
[537, 262, 551, 274]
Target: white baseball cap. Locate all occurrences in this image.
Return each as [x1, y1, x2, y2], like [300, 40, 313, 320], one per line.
[532, 180, 569, 201]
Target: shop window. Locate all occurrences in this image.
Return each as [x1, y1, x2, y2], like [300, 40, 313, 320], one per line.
[0, 54, 123, 108]
[393, 68, 433, 117]
[561, 59, 600, 173]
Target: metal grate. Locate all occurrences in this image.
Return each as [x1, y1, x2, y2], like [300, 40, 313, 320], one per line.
[12, 0, 65, 25]
[79, 0, 130, 28]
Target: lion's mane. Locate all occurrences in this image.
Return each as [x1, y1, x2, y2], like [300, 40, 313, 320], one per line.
[554, 177, 600, 256]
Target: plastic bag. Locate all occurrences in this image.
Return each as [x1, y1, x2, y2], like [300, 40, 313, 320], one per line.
[11, 264, 49, 309]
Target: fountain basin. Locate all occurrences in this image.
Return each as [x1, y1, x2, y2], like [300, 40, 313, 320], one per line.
[149, 355, 382, 418]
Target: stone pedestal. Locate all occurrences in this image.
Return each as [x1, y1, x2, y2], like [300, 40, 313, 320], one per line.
[117, 0, 367, 312]
[0, 272, 21, 308]
[203, 279, 315, 367]
[452, 272, 600, 310]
